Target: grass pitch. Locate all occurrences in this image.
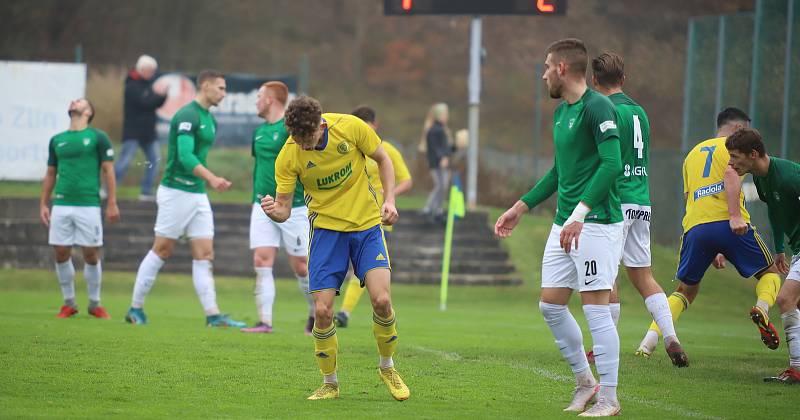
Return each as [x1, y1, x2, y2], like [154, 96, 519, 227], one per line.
[1, 211, 797, 419]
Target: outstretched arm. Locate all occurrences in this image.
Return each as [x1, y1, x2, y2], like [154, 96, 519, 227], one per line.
[495, 165, 558, 238]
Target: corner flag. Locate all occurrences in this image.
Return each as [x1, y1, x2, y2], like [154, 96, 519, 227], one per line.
[440, 174, 465, 311]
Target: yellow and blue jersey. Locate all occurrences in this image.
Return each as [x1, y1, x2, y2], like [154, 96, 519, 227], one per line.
[275, 113, 382, 232]
[366, 140, 411, 233]
[681, 136, 750, 233]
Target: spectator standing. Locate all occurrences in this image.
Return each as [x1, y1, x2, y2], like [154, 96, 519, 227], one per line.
[115, 54, 168, 201]
[422, 103, 452, 222]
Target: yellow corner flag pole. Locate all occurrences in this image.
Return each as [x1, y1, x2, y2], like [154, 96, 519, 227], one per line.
[440, 177, 465, 311]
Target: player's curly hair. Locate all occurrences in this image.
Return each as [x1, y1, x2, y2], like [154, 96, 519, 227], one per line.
[285, 96, 322, 141]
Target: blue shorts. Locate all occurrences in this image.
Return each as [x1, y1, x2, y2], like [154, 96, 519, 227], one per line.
[676, 220, 774, 285]
[308, 224, 391, 294]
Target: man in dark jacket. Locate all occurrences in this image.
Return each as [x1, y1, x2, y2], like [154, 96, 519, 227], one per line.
[115, 55, 167, 201]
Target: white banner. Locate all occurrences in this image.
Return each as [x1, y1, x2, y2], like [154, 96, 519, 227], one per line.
[0, 61, 87, 180]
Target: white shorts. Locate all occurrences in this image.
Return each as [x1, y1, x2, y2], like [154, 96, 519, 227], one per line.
[48, 205, 103, 247]
[249, 203, 309, 256]
[620, 204, 652, 267]
[154, 185, 214, 240]
[788, 253, 800, 282]
[541, 222, 624, 292]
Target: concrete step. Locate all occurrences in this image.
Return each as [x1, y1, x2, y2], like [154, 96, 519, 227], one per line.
[390, 257, 514, 274]
[1, 198, 519, 286]
[391, 271, 522, 285]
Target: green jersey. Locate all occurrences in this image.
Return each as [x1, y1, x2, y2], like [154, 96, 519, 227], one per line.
[754, 157, 800, 255]
[610, 92, 651, 206]
[162, 101, 217, 193]
[251, 119, 304, 207]
[47, 127, 114, 206]
[550, 89, 623, 225]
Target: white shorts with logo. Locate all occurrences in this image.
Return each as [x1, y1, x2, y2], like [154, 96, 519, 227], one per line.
[788, 253, 800, 282]
[154, 185, 214, 240]
[249, 203, 309, 256]
[621, 204, 652, 267]
[48, 205, 103, 247]
[541, 222, 624, 292]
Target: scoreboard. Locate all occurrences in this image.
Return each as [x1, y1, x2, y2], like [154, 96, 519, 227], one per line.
[384, 0, 567, 16]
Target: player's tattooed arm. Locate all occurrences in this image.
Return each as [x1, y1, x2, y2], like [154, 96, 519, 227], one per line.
[261, 192, 292, 223]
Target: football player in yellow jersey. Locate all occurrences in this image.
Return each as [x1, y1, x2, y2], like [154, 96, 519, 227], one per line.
[636, 108, 783, 356]
[262, 96, 409, 401]
[334, 105, 413, 329]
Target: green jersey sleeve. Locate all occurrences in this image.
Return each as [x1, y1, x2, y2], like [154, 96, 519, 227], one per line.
[521, 163, 558, 209]
[585, 97, 620, 145]
[177, 134, 201, 172]
[581, 139, 623, 208]
[174, 107, 201, 172]
[580, 97, 623, 208]
[96, 130, 115, 162]
[47, 137, 57, 167]
[767, 200, 786, 254]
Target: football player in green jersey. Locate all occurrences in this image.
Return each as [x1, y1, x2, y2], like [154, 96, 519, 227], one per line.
[241, 81, 315, 335]
[40, 98, 119, 319]
[590, 52, 687, 367]
[495, 39, 623, 416]
[726, 128, 800, 384]
[125, 70, 245, 328]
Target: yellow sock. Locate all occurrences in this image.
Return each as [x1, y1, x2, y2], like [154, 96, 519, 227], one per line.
[313, 323, 338, 376]
[341, 277, 365, 314]
[373, 310, 398, 358]
[755, 273, 781, 308]
[650, 292, 689, 336]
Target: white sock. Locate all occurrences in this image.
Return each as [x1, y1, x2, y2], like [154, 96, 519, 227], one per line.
[641, 329, 659, 350]
[539, 302, 590, 375]
[297, 274, 315, 317]
[645, 292, 677, 342]
[609, 303, 621, 326]
[192, 260, 219, 315]
[782, 309, 800, 368]
[599, 385, 618, 403]
[583, 304, 620, 395]
[324, 372, 338, 385]
[380, 356, 394, 369]
[55, 259, 76, 304]
[255, 267, 275, 325]
[84, 262, 102, 304]
[757, 299, 770, 313]
[132, 250, 164, 308]
[575, 368, 596, 386]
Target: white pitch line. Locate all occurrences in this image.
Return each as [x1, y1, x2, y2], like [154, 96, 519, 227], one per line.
[414, 346, 724, 420]
[412, 345, 463, 361]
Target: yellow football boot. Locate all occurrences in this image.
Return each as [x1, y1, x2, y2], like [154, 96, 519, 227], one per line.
[379, 367, 410, 401]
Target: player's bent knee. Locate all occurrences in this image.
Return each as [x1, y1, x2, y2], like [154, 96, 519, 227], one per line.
[82, 248, 100, 264]
[777, 291, 797, 312]
[53, 246, 72, 263]
[314, 303, 334, 327]
[371, 293, 392, 315]
[152, 240, 175, 260]
[676, 283, 699, 302]
[539, 301, 567, 322]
